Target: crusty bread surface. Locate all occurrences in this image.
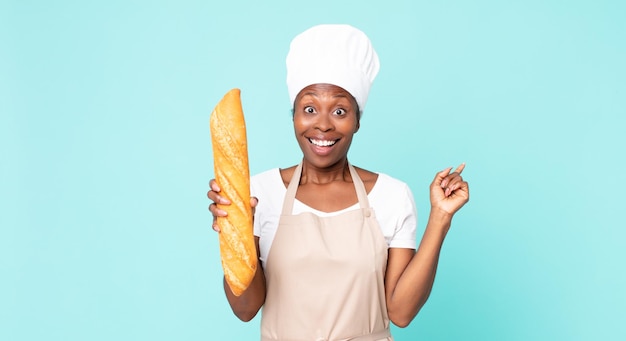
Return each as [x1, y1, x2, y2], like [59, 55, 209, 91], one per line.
[210, 88, 256, 296]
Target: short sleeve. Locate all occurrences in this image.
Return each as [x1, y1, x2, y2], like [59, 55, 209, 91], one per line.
[249, 169, 284, 266]
[388, 183, 418, 249]
[250, 176, 262, 237]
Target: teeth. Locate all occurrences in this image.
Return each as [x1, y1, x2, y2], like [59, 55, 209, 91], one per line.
[310, 138, 337, 147]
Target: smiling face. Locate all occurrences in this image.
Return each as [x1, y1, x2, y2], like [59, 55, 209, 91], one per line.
[293, 83, 360, 170]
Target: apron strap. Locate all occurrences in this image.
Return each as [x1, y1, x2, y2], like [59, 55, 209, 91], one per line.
[281, 161, 372, 216]
[281, 162, 303, 215]
[347, 163, 371, 210]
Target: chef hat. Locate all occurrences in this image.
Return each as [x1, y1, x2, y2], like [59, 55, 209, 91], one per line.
[286, 24, 380, 114]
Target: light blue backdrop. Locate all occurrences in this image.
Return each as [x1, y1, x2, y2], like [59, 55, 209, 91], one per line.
[2, 0, 624, 340]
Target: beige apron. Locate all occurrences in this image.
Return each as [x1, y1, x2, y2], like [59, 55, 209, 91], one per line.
[261, 162, 393, 341]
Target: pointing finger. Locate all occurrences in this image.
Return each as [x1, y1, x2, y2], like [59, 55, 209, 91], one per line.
[454, 163, 466, 174]
[442, 163, 466, 188]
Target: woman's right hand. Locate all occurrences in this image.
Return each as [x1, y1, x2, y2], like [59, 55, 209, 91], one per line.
[208, 179, 265, 321]
[207, 179, 258, 232]
[207, 179, 230, 232]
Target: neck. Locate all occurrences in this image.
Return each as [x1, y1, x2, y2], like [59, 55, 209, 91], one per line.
[300, 159, 351, 185]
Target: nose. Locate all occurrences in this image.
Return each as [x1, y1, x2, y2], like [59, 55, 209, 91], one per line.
[315, 112, 334, 132]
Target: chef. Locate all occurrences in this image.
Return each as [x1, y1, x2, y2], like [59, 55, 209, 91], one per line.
[208, 24, 469, 341]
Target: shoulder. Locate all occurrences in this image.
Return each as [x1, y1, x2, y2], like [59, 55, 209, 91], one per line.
[368, 171, 416, 211]
[352, 165, 411, 196]
[374, 172, 412, 193]
[352, 166, 379, 193]
[251, 168, 280, 183]
[277, 165, 297, 187]
[353, 166, 378, 182]
[251, 168, 284, 194]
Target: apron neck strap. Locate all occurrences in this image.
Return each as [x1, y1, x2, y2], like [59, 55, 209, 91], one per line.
[281, 161, 371, 215]
[348, 163, 371, 209]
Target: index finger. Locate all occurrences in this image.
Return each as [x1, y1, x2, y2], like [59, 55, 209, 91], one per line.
[209, 179, 221, 192]
[454, 163, 466, 174]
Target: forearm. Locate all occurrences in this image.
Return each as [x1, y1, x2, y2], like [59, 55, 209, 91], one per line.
[224, 263, 266, 322]
[388, 210, 452, 327]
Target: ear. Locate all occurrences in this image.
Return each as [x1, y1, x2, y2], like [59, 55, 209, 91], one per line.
[354, 119, 360, 133]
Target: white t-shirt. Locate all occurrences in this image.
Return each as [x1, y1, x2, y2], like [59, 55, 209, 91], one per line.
[251, 168, 418, 268]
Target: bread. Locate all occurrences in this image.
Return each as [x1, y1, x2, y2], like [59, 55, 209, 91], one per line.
[210, 88, 257, 296]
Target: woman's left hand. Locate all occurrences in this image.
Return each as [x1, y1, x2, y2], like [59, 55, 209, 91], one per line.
[430, 163, 470, 217]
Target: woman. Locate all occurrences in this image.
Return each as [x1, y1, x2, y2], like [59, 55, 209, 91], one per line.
[208, 24, 469, 341]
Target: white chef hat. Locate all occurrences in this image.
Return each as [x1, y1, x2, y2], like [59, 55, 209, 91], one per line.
[286, 24, 380, 115]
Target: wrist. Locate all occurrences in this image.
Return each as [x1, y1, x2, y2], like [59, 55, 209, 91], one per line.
[427, 208, 453, 232]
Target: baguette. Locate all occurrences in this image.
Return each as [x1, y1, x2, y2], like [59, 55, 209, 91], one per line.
[210, 88, 257, 296]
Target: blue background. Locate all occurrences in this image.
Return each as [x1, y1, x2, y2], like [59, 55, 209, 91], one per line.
[2, 0, 624, 340]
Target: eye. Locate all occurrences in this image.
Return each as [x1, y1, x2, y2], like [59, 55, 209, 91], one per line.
[333, 108, 347, 116]
[304, 106, 315, 114]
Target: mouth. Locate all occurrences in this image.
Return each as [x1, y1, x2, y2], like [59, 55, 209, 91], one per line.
[308, 138, 338, 147]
